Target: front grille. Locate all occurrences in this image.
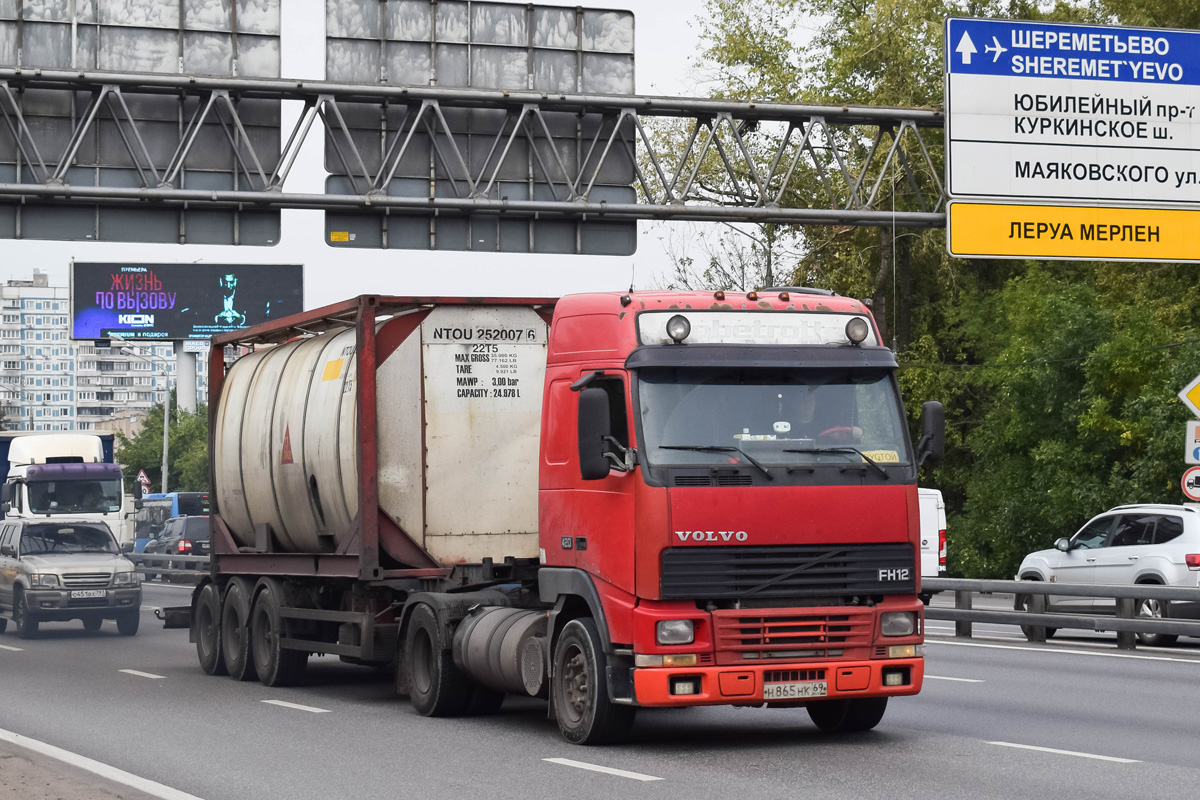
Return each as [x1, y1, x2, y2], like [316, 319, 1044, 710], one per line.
[660, 543, 915, 600]
[713, 607, 874, 665]
[61, 572, 111, 588]
[764, 669, 826, 683]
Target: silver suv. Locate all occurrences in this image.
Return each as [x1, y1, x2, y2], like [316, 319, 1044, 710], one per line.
[0, 519, 142, 639]
[1015, 504, 1200, 646]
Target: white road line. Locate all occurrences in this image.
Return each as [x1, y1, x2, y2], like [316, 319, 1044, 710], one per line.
[119, 669, 166, 679]
[0, 644, 23, 652]
[0, 726, 205, 800]
[925, 675, 985, 683]
[927, 638, 1200, 665]
[987, 741, 1140, 763]
[544, 758, 664, 782]
[261, 699, 331, 714]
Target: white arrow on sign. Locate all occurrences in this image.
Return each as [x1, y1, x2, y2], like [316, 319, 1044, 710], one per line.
[956, 31, 977, 64]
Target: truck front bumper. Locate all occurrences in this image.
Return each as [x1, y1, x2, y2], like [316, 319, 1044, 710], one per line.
[631, 657, 923, 707]
[24, 587, 142, 621]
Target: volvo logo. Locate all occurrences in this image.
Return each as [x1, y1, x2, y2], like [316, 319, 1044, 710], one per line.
[674, 530, 749, 543]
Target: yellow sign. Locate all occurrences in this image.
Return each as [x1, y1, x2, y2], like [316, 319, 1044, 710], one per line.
[948, 202, 1200, 262]
[322, 358, 345, 381]
[1180, 374, 1200, 418]
[329, 231, 350, 242]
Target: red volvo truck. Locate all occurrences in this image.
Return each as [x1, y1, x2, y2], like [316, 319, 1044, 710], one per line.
[177, 290, 943, 744]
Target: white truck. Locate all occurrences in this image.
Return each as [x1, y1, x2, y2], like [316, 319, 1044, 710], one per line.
[918, 488, 947, 603]
[1, 434, 131, 544]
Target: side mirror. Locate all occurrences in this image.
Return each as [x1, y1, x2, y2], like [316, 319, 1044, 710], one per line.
[1, 502, 9, 515]
[132, 482, 143, 501]
[0, 484, 9, 503]
[120, 541, 134, 553]
[916, 401, 945, 467]
[0, 544, 14, 557]
[134, 500, 143, 510]
[578, 386, 613, 481]
[1054, 537, 1071, 552]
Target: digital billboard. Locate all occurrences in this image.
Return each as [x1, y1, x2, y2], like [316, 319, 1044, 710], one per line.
[71, 263, 303, 342]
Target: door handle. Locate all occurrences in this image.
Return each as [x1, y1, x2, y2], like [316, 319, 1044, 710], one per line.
[1128, 556, 1139, 561]
[1086, 558, 1096, 562]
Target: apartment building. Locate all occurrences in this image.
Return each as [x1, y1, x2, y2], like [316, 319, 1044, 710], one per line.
[0, 270, 206, 433]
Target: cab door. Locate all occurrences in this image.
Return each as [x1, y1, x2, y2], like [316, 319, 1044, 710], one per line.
[1090, 514, 1165, 610]
[1046, 516, 1114, 610]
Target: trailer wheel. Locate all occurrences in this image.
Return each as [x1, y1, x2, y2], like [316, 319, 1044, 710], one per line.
[404, 603, 471, 717]
[552, 617, 635, 745]
[195, 583, 227, 676]
[221, 578, 258, 682]
[807, 697, 888, 733]
[251, 580, 308, 687]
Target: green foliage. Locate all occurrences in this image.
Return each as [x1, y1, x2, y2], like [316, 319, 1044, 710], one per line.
[680, 0, 1200, 577]
[115, 391, 209, 493]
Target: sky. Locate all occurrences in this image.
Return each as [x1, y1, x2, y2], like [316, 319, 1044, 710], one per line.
[2, 0, 716, 306]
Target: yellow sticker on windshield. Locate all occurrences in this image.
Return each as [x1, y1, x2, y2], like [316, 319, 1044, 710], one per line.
[861, 450, 900, 463]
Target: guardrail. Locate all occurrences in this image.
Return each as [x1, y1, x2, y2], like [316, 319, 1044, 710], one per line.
[923, 577, 1200, 651]
[127, 553, 209, 585]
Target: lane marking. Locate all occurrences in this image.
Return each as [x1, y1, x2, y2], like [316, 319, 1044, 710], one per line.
[261, 699, 330, 714]
[544, 758, 663, 782]
[987, 741, 1140, 763]
[0, 644, 23, 652]
[928, 639, 1200, 665]
[925, 675, 985, 683]
[120, 669, 166, 680]
[0, 726, 205, 800]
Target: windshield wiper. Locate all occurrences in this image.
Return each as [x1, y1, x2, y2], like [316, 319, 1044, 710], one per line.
[659, 445, 774, 481]
[780, 446, 890, 480]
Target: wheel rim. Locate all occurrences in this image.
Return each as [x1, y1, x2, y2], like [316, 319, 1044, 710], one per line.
[252, 606, 273, 669]
[1139, 598, 1162, 619]
[15, 595, 26, 630]
[198, 599, 216, 655]
[411, 628, 434, 695]
[559, 643, 590, 725]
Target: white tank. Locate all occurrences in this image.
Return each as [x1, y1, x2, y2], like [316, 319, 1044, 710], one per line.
[214, 305, 546, 564]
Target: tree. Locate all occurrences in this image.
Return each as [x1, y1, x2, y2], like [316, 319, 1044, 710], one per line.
[115, 391, 209, 493]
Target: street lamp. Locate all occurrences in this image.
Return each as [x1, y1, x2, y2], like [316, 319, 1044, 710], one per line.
[120, 343, 172, 493]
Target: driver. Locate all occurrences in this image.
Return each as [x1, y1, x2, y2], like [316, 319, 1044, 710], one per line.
[788, 386, 862, 445]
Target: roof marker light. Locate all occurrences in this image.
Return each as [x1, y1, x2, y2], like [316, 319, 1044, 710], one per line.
[714, 291, 725, 301]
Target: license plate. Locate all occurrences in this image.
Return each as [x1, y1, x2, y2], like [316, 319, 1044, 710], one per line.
[763, 681, 828, 700]
[70, 589, 107, 599]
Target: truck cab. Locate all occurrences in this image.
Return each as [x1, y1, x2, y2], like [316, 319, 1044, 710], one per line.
[2, 435, 128, 540]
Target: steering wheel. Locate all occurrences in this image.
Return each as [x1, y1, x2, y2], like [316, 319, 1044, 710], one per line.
[816, 426, 858, 443]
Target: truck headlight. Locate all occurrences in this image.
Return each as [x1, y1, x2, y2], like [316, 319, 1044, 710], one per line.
[30, 573, 60, 588]
[881, 611, 916, 637]
[656, 619, 695, 645]
[113, 571, 140, 586]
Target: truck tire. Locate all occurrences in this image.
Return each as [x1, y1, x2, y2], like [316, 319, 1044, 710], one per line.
[807, 697, 888, 733]
[251, 580, 308, 687]
[405, 603, 471, 717]
[14, 589, 38, 640]
[221, 578, 258, 682]
[116, 609, 140, 636]
[551, 617, 635, 745]
[195, 583, 228, 676]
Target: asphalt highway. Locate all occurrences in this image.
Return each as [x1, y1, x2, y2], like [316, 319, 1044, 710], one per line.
[2, 584, 1199, 800]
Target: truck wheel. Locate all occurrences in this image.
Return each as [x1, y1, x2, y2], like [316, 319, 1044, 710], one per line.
[221, 578, 258, 682]
[551, 617, 635, 745]
[14, 590, 39, 640]
[82, 616, 103, 632]
[195, 583, 228, 676]
[1136, 596, 1177, 647]
[404, 603, 471, 717]
[251, 580, 308, 687]
[116, 609, 140, 636]
[807, 698, 888, 733]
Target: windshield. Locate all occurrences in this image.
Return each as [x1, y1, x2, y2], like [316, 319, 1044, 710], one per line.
[637, 367, 911, 471]
[27, 479, 123, 514]
[20, 524, 118, 555]
[177, 493, 210, 516]
[135, 500, 172, 539]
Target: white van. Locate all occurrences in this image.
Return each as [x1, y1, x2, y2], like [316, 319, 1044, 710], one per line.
[918, 488, 947, 588]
